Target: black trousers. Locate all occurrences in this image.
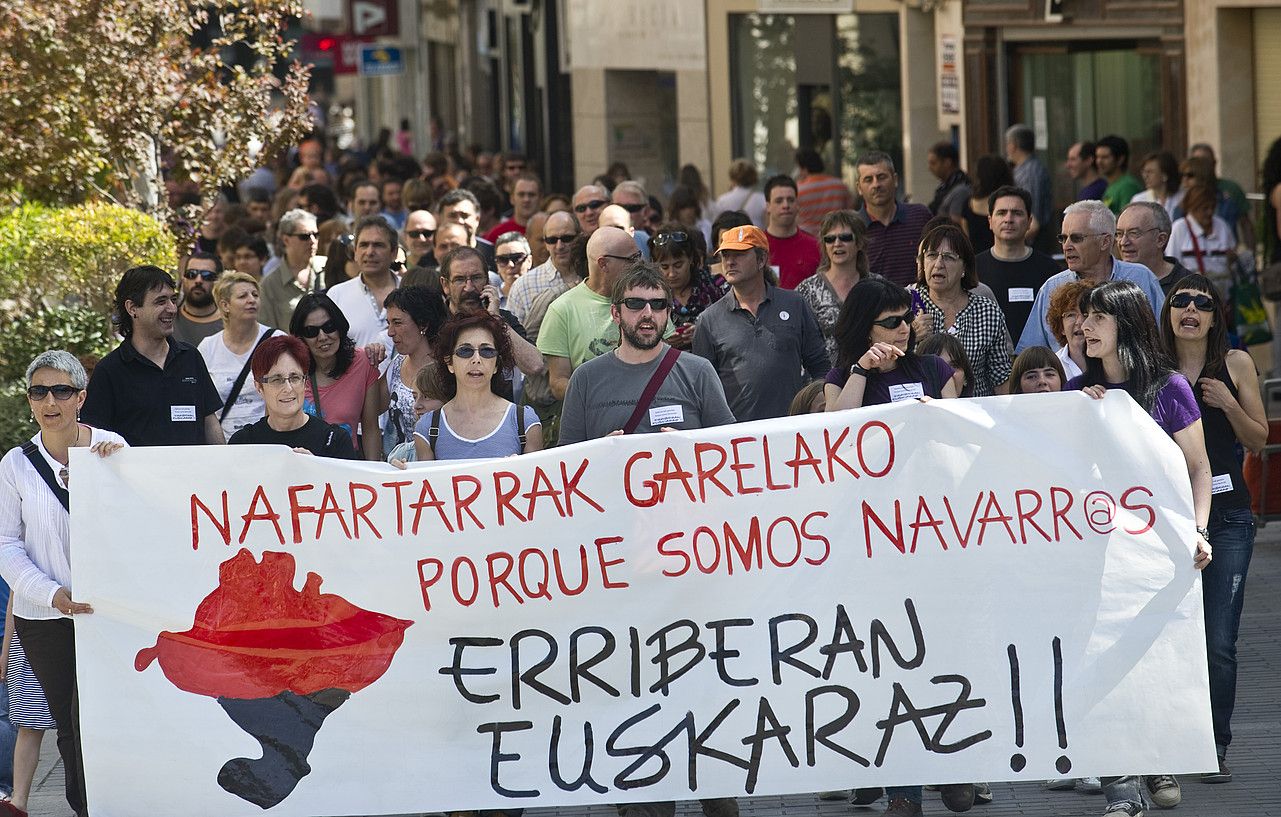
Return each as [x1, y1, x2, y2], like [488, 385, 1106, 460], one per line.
[15, 616, 86, 817]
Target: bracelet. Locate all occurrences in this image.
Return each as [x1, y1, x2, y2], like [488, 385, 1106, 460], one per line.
[1196, 525, 1211, 541]
[849, 363, 871, 378]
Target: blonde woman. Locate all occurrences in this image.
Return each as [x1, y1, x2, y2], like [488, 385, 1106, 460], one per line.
[197, 271, 283, 440]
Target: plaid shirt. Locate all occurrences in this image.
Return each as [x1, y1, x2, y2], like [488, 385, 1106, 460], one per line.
[910, 284, 1013, 396]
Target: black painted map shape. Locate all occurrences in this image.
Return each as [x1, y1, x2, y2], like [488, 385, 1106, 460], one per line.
[136, 549, 413, 808]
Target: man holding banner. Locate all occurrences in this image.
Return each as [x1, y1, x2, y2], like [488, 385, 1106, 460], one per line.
[559, 264, 735, 444]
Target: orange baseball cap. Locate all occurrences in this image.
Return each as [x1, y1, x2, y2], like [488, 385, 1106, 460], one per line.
[715, 224, 769, 255]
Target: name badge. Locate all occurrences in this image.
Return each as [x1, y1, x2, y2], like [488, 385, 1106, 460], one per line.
[888, 383, 925, 402]
[1211, 473, 1233, 495]
[1008, 287, 1035, 303]
[649, 404, 684, 426]
[171, 405, 197, 422]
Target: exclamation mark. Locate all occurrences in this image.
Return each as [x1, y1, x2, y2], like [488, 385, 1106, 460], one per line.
[1053, 636, 1071, 774]
[1007, 644, 1026, 772]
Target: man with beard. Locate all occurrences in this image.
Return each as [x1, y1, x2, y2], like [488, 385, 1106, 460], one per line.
[174, 251, 224, 345]
[559, 263, 734, 445]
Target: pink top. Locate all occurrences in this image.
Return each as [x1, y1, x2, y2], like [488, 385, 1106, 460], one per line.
[303, 349, 381, 447]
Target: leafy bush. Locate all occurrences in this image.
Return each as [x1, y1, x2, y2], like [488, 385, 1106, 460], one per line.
[0, 383, 34, 454]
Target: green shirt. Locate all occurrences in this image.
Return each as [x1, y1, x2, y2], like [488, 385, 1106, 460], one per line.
[535, 282, 619, 368]
[1103, 174, 1142, 215]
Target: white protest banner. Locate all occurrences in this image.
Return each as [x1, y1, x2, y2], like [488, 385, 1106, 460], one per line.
[73, 391, 1217, 817]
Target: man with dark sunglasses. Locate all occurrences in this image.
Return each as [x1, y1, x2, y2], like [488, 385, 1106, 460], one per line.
[507, 211, 581, 324]
[259, 208, 323, 330]
[571, 183, 610, 236]
[174, 251, 224, 346]
[560, 263, 733, 444]
[403, 209, 438, 268]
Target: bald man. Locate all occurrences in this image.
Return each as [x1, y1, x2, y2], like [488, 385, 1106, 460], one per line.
[506, 210, 581, 324]
[571, 184, 609, 236]
[600, 203, 653, 260]
[538, 227, 644, 399]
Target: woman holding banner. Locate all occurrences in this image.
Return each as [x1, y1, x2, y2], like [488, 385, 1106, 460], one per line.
[824, 278, 960, 412]
[1160, 274, 1266, 785]
[0, 350, 127, 817]
[1071, 280, 1212, 816]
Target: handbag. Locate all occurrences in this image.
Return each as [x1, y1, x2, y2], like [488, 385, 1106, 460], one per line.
[1231, 261, 1273, 347]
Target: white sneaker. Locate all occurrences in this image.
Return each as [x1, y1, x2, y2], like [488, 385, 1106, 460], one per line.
[1145, 775, 1182, 809]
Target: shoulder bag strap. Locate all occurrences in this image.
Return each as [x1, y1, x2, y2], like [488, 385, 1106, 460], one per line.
[220, 328, 275, 423]
[21, 441, 69, 512]
[1186, 217, 1206, 274]
[622, 347, 682, 434]
[428, 408, 441, 452]
[516, 404, 527, 454]
[308, 369, 324, 420]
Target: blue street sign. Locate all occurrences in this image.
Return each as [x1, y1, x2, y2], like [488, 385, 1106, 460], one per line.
[359, 45, 404, 77]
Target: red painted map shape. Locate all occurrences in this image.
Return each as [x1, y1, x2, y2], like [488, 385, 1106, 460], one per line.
[136, 549, 413, 699]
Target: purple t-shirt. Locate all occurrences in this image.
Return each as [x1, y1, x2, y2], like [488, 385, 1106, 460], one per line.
[826, 354, 955, 406]
[1065, 373, 1200, 437]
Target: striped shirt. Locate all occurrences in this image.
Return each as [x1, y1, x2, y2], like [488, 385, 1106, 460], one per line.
[797, 174, 855, 235]
[858, 203, 933, 286]
[0, 428, 128, 620]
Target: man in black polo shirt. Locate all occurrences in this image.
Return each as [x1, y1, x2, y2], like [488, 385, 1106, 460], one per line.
[975, 185, 1061, 339]
[82, 265, 225, 446]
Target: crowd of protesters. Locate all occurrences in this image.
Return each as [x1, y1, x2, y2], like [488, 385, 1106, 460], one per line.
[3, 125, 1280, 817]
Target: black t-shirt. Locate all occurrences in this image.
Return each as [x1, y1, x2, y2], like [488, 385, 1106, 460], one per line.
[975, 249, 1063, 339]
[81, 337, 222, 446]
[228, 415, 358, 458]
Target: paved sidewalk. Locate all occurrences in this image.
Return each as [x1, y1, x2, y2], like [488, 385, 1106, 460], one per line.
[28, 533, 1281, 817]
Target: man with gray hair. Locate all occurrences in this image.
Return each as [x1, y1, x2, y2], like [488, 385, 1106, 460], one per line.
[1118, 201, 1192, 297]
[571, 183, 610, 236]
[1005, 124, 1051, 236]
[1015, 200, 1165, 352]
[259, 208, 323, 330]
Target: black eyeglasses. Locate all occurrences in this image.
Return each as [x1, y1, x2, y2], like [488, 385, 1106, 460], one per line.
[616, 202, 646, 213]
[573, 199, 607, 213]
[619, 297, 670, 312]
[183, 269, 219, 281]
[291, 231, 319, 241]
[1169, 292, 1216, 312]
[495, 253, 528, 266]
[27, 384, 81, 401]
[406, 229, 435, 240]
[652, 231, 690, 247]
[871, 311, 914, 329]
[544, 234, 576, 245]
[823, 233, 856, 244]
[453, 345, 498, 359]
[603, 253, 641, 264]
[299, 320, 340, 338]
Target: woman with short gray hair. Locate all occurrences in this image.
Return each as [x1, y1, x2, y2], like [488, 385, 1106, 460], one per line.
[0, 350, 127, 817]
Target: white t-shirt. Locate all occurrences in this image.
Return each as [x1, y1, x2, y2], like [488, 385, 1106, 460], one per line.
[198, 325, 283, 440]
[328, 275, 399, 349]
[1168, 215, 1235, 293]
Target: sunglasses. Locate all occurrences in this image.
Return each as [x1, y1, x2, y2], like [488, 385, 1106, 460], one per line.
[823, 232, 855, 244]
[544, 234, 576, 245]
[495, 252, 528, 266]
[1169, 292, 1216, 312]
[291, 231, 319, 241]
[618, 297, 671, 311]
[573, 199, 607, 213]
[1057, 232, 1105, 245]
[299, 320, 340, 338]
[406, 229, 435, 240]
[652, 231, 690, 247]
[872, 311, 914, 329]
[27, 384, 81, 401]
[183, 269, 219, 281]
[453, 345, 498, 359]
[617, 202, 646, 213]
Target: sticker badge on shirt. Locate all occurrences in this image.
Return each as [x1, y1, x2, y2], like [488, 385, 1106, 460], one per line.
[779, 311, 791, 321]
[170, 405, 197, 422]
[1008, 287, 1035, 303]
[888, 383, 925, 402]
[649, 404, 685, 426]
[1211, 473, 1233, 495]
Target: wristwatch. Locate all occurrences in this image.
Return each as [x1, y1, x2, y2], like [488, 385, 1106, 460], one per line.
[1196, 525, 1211, 541]
[849, 363, 871, 377]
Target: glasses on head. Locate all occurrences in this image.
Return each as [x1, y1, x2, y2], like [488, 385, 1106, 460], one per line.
[299, 320, 340, 339]
[616, 202, 646, 213]
[27, 384, 81, 401]
[544, 234, 576, 245]
[183, 269, 219, 282]
[495, 252, 528, 267]
[453, 345, 498, 359]
[619, 297, 671, 312]
[1169, 292, 1216, 312]
[652, 231, 690, 247]
[922, 250, 961, 264]
[291, 231, 319, 241]
[871, 311, 914, 330]
[448, 273, 488, 287]
[1116, 227, 1159, 241]
[603, 252, 642, 264]
[573, 199, 607, 214]
[1057, 232, 1107, 245]
[823, 232, 856, 244]
[260, 373, 305, 388]
[406, 229, 435, 240]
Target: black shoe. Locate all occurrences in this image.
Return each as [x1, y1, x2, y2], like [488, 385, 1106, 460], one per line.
[973, 782, 993, 804]
[881, 798, 922, 817]
[940, 783, 975, 812]
[852, 788, 885, 806]
[1200, 755, 1232, 784]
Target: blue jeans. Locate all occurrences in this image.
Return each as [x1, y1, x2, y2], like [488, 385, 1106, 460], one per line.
[1102, 776, 1142, 809]
[1202, 506, 1254, 755]
[887, 786, 922, 803]
[0, 679, 13, 794]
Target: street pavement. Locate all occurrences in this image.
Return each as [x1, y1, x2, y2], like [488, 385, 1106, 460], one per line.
[28, 530, 1281, 816]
